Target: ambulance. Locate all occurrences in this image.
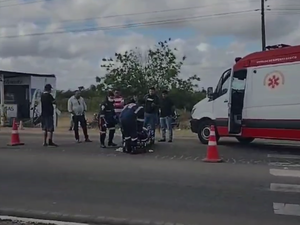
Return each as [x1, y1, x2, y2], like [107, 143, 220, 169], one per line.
[190, 44, 300, 144]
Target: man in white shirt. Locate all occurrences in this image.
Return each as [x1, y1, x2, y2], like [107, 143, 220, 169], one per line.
[67, 91, 92, 143]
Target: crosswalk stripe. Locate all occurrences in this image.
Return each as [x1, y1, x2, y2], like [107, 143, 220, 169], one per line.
[269, 169, 300, 178]
[267, 154, 300, 160]
[270, 183, 300, 193]
[273, 203, 300, 216]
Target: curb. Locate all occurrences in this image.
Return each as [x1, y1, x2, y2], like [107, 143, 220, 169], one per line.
[0, 208, 187, 225]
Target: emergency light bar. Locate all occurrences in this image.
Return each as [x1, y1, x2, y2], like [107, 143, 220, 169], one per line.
[266, 44, 291, 50]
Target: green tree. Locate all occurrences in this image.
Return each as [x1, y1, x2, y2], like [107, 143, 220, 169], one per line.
[96, 38, 200, 97]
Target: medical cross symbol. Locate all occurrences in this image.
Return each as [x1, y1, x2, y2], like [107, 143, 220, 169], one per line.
[263, 71, 284, 90]
[268, 75, 280, 88]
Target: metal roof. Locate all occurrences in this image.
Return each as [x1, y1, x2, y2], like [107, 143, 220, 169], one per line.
[0, 70, 55, 78]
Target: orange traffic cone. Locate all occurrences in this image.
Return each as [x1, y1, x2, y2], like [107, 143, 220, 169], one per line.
[8, 119, 24, 146]
[202, 125, 222, 162]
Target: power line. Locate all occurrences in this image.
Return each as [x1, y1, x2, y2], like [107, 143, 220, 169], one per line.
[0, 0, 18, 2]
[0, 9, 257, 39]
[0, 0, 255, 10]
[0, 0, 47, 8]
[0, 1, 258, 28]
[271, 8, 300, 11]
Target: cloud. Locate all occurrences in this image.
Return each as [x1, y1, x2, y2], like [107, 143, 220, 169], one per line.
[0, 0, 298, 89]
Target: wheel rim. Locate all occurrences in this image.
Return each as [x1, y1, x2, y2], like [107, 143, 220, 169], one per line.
[201, 126, 211, 140]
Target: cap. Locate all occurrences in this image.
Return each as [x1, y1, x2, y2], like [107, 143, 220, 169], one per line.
[44, 84, 52, 90]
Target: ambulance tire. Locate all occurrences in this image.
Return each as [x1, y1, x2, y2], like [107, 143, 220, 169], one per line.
[236, 137, 255, 144]
[198, 119, 219, 145]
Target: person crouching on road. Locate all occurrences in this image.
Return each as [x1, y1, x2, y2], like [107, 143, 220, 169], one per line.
[119, 99, 145, 153]
[67, 91, 92, 143]
[127, 92, 138, 104]
[98, 91, 117, 148]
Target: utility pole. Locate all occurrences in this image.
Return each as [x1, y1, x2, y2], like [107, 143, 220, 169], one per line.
[261, 0, 266, 51]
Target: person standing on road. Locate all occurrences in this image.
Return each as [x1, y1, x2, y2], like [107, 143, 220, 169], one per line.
[41, 84, 58, 147]
[159, 90, 174, 142]
[67, 91, 92, 143]
[144, 87, 160, 141]
[98, 91, 118, 148]
[113, 90, 124, 119]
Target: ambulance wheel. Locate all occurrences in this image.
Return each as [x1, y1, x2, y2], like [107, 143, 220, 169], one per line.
[236, 137, 255, 144]
[198, 119, 219, 145]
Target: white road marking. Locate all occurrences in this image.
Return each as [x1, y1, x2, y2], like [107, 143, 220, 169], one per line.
[267, 154, 300, 160]
[270, 183, 300, 193]
[273, 203, 300, 216]
[0, 216, 88, 225]
[269, 169, 300, 178]
[268, 162, 300, 168]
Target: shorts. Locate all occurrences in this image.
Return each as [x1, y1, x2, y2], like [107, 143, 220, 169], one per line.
[41, 115, 54, 132]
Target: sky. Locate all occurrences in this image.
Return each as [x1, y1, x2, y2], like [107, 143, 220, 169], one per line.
[0, 0, 299, 90]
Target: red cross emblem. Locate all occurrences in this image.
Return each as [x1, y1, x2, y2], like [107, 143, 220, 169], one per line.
[263, 71, 284, 89]
[268, 75, 280, 88]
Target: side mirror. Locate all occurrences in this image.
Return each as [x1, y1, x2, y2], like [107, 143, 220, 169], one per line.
[207, 87, 213, 98]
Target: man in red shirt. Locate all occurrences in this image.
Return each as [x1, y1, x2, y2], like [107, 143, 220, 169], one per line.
[113, 90, 124, 118]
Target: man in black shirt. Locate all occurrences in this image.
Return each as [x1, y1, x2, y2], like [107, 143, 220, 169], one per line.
[144, 87, 159, 141]
[41, 84, 57, 147]
[159, 90, 174, 142]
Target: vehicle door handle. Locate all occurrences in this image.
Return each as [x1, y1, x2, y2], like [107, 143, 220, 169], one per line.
[224, 100, 228, 103]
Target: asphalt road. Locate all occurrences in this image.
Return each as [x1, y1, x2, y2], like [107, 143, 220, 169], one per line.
[0, 133, 300, 224]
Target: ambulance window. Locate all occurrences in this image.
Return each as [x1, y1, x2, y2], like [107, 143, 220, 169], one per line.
[231, 78, 245, 90]
[232, 69, 247, 90]
[221, 75, 230, 93]
[214, 69, 231, 98]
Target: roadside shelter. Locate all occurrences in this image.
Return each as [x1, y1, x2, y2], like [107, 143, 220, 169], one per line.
[0, 70, 56, 126]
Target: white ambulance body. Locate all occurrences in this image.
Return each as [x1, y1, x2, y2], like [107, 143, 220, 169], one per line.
[190, 45, 300, 144]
